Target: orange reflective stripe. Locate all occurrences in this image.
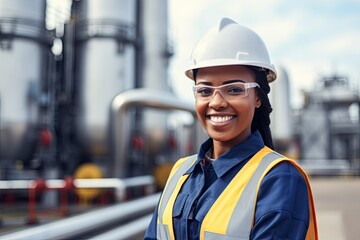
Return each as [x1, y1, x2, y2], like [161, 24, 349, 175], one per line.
[291, 164, 318, 240]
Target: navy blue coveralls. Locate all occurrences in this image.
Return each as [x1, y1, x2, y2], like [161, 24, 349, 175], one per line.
[145, 131, 310, 239]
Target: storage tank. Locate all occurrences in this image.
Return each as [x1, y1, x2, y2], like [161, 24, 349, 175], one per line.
[139, 0, 172, 167]
[72, 0, 137, 169]
[269, 66, 295, 156]
[0, 0, 48, 173]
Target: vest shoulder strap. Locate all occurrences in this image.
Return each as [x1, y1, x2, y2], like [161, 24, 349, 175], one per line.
[227, 151, 285, 238]
[200, 146, 276, 237]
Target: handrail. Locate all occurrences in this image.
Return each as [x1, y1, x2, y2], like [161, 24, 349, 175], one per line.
[111, 88, 197, 177]
[0, 175, 155, 199]
[0, 176, 154, 189]
[0, 175, 155, 224]
[0, 193, 160, 240]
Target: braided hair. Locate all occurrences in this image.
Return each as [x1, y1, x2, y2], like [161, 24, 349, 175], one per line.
[250, 68, 274, 149]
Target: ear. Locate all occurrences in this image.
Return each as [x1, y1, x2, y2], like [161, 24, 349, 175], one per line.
[255, 95, 262, 108]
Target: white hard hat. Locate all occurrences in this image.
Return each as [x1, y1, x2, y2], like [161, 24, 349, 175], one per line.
[185, 17, 277, 82]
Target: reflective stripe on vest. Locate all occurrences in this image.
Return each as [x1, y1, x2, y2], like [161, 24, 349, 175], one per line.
[157, 147, 318, 240]
[157, 154, 198, 240]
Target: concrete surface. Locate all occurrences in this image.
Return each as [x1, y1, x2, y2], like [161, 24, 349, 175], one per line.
[311, 176, 360, 240]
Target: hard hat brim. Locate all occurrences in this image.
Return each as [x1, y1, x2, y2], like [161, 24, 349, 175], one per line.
[185, 59, 277, 82]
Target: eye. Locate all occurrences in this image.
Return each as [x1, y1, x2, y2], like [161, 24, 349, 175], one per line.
[197, 87, 213, 96]
[227, 85, 246, 95]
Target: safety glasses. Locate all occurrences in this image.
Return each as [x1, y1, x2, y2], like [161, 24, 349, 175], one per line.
[193, 82, 259, 101]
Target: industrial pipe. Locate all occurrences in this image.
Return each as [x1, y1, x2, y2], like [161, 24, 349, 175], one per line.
[88, 214, 152, 240]
[0, 175, 154, 189]
[111, 88, 199, 178]
[0, 193, 160, 240]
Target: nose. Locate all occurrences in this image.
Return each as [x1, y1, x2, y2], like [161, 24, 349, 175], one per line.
[208, 90, 227, 109]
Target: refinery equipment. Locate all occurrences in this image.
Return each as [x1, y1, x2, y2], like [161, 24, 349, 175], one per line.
[0, 0, 203, 203]
[295, 74, 360, 175]
[269, 66, 296, 158]
[2, 0, 359, 208]
[0, 0, 54, 180]
[269, 67, 359, 175]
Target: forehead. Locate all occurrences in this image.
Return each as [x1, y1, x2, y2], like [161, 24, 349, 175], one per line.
[196, 65, 255, 84]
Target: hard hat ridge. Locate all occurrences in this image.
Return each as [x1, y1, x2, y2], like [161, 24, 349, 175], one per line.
[218, 17, 237, 31]
[185, 17, 277, 82]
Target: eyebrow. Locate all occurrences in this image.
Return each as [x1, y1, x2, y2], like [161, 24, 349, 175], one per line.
[196, 79, 246, 85]
[224, 79, 246, 84]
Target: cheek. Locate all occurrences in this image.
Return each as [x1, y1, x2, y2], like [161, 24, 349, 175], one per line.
[195, 101, 207, 122]
[235, 100, 256, 120]
[247, 93, 260, 110]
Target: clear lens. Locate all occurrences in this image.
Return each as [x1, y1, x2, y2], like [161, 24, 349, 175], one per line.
[193, 82, 259, 100]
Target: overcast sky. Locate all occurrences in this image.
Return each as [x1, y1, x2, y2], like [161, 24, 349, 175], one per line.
[168, 0, 360, 108]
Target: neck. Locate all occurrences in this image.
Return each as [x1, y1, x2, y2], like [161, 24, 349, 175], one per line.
[212, 132, 252, 159]
[212, 140, 233, 159]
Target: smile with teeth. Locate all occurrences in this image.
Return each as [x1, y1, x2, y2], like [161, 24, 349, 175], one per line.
[209, 115, 234, 123]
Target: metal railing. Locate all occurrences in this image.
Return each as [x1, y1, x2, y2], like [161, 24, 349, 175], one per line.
[0, 175, 155, 197]
[0, 175, 155, 224]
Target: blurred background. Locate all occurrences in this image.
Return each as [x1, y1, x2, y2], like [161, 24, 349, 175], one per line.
[0, 0, 359, 239]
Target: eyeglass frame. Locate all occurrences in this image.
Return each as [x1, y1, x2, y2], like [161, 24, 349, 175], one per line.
[192, 81, 260, 100]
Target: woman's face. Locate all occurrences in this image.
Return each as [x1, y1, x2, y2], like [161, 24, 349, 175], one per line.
[195, 65, 261, 147]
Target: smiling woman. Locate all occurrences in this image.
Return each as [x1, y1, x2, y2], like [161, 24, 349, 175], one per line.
[145, 17, 318, 240]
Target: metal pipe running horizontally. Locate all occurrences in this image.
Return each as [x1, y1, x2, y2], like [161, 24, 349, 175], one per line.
[0, 176, 154, 189]
[0, 193, 160, 240]
[88, 214, 153, 240]
[0, 175, 155, 201]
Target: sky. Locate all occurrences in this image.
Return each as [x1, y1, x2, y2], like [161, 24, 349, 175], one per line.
[168, 0, 360, 108]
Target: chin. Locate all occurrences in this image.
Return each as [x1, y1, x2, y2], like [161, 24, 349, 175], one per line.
[208, 133, 233, 142]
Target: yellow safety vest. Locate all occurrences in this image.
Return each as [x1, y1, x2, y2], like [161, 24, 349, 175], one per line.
[157, 146, 318, 240]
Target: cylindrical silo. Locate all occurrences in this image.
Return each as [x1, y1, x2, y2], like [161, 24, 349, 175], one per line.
[269, 66, 294, 156]
[140, 0, 169, 90]
[73, 0, 137, 169]
[0, 0, 48, 172]
[138, 0, 172, 170]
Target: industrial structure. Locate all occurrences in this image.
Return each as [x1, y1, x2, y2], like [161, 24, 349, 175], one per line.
[269, 67, 295, 157]
[270, 65, 359, 175]
[0, 0, 203, 203]
[0, 0, 360, 236]
[295, 74, 360, 175]
[0, 0, 359, 207]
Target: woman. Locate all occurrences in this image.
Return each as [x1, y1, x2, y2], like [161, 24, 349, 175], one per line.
[145, 17, 317, 240]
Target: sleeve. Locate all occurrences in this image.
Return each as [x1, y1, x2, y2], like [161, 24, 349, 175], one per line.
[250, 161, 310, 240]
[144, 204, 158, 239]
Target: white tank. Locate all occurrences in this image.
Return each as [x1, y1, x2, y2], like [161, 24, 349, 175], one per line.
[140, 0, 169, 90]
[269, 66, 293, 142]
[73, 0, 137, 160]
[0, 0, 47, 163]
[139, 0, 171, 162]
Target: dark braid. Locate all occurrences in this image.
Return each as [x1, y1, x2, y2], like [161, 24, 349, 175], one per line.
[250, 68, 274, 149]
